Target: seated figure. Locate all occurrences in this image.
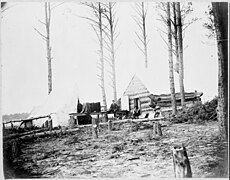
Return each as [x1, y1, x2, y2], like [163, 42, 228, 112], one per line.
[133, 106, 141, 119]
[108, 100, 120, 113]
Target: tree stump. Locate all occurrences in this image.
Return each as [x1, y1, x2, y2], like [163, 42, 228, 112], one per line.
[96, 114, 100, 132]
[68, 115, 75, 129]
[48, 120, 53, 131]
[129, 121, 133, 133]
[92, 118, 98, 138]
[45, 120, 48, 128]
[104, 113, 108, 122]
[172, 144, 192, 178]
[153, 122, 162, 136]
[108, 120, 112, 132]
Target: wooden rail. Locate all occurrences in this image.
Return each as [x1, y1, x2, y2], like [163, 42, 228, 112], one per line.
[3, 117, 166, 141]
[3, 115, 49, 125]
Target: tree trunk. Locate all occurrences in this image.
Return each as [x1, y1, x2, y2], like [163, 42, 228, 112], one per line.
[172, 144, 192, 177]
[108, 2, 117, 103]
[45, 2, 52, 95]
[173, 2, 179, 74]
[212, 2, 228, 140]
[133, 2, 149, 69]
[167, 2, 177, 115]
[142, 2, 148, 68]
[175, 2, 185, 108]
[98, 3, 108, 112]
[0, 6, 2, 144]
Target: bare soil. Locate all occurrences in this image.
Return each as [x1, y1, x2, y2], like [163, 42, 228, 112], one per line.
[4, 120, 228, 178]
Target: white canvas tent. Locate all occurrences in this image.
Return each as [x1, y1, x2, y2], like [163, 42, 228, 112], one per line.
[28, 83, 79, 127]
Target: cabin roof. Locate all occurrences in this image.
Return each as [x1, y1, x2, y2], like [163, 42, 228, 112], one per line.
[123, 69, 172, 96]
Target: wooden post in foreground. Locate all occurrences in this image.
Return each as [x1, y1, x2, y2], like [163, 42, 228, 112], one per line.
[108, 120, 112, 132]
[92, 118, 98, 138]
[96, 114, 100, 132]
[104, 113, 108, 122]
[172, 144, 192, 178]
[153, 122, 162, 136]
[68, 115, 75, 129]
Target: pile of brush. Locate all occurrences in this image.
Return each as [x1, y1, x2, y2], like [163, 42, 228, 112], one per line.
[170, 97, 218, 123]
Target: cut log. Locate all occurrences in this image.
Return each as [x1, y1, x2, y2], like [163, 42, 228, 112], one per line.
[172, 144, 192, 178]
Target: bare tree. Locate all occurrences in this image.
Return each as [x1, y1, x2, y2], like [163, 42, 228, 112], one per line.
[175, 2, 185, 108]
[133, 2, 149, 68]
[156, 2, 177, 114]
[0, 2, 6, 135]
[174, 3, 199, 107]
[33, 2, 64, 95]
[172, 2, 179, 73]
[166, 2, 177, 115]
[34, 2, 52, 94]
[103, 2, 119, 103]
[81, 2, 108, 111]
[212, 2, 228, 140]
[156, 2, 198, 109]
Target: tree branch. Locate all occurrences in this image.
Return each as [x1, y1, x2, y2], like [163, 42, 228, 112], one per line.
[33, 27, 47, 40]
[134, 41, 145, 55]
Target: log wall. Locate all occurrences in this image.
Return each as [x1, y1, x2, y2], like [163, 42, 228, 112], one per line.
[123, 75, 202, 115]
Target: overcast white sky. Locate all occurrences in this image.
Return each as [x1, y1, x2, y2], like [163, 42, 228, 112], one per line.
[1, 1, 218, 115]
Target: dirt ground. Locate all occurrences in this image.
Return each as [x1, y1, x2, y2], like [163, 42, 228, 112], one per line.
[4, 120, 229, 178]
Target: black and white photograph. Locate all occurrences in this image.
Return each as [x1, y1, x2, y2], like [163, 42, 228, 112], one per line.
[0, 1, 228, 179]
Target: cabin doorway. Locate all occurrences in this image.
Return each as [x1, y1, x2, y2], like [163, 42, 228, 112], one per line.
[134, 98, 141, 110]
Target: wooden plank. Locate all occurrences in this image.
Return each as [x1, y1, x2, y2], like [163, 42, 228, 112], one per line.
[69, 113, 87, 116]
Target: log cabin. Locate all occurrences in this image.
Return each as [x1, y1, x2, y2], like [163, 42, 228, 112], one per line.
[120, 72, 203, 118]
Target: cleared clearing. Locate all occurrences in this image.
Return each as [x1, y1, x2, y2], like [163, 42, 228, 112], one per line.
[3, 120, 228, 178]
